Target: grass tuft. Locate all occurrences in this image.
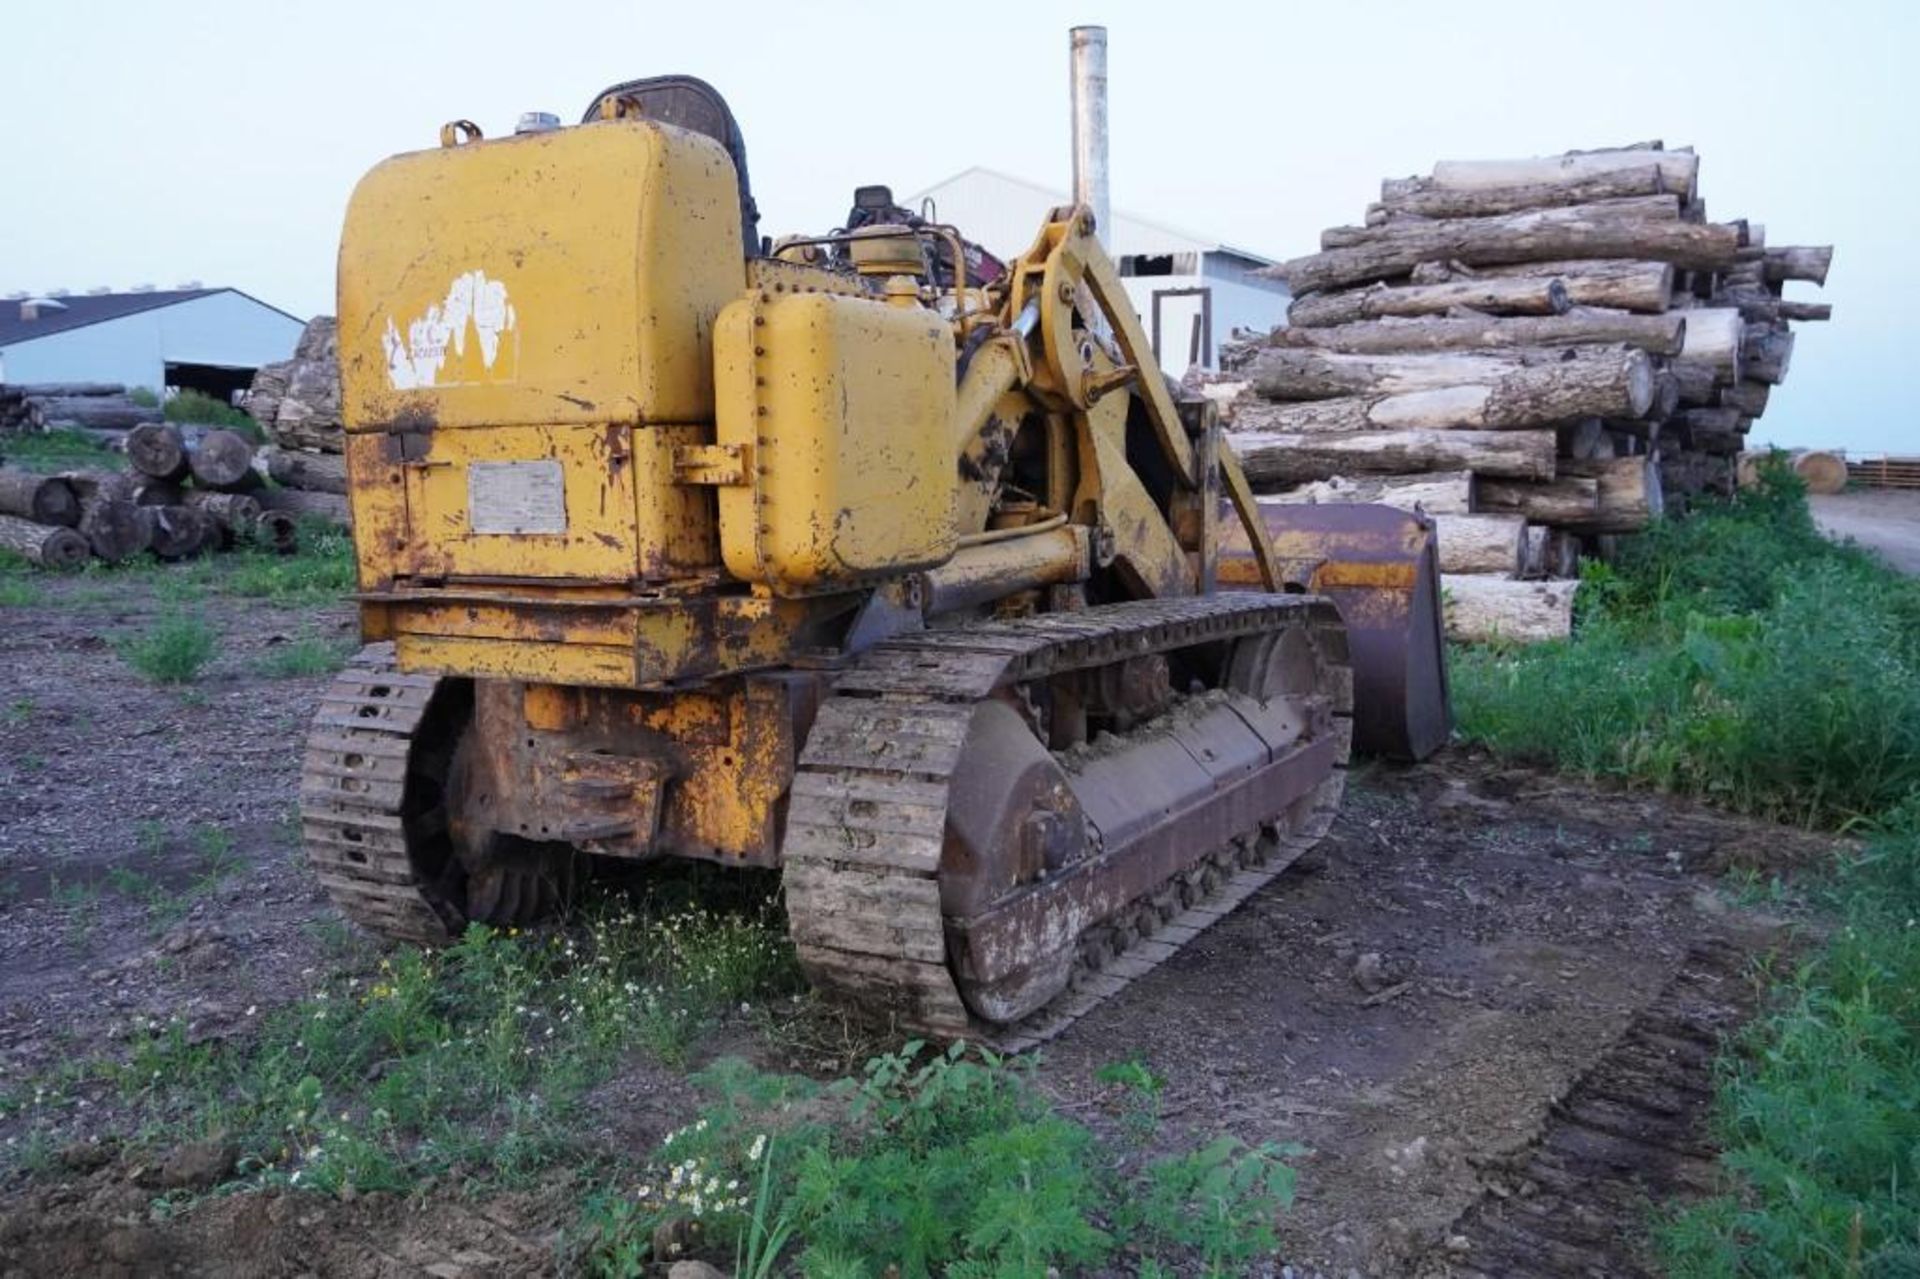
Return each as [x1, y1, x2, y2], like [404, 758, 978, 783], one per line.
[258, 635, 355, 679]
[120, 612, 220, 684]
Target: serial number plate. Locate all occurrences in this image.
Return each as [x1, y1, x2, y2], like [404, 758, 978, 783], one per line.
[467, 461, 567, 535]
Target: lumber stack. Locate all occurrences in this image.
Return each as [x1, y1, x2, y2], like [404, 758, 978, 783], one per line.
[0, 421, 298, 569]
[1214, 142, 1832, 644]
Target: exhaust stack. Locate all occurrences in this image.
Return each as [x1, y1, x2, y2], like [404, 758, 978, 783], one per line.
[1069, 25, 1110, 248]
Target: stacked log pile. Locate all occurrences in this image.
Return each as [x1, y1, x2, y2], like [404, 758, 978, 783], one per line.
[0, 422, 297, 568]
[0, 383, 161, 447]
[247, 316, 350, 527]
[1218, 143, 1832, 644]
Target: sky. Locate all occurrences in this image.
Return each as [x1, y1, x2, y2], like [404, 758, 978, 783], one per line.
[2, 0, 1912, 453]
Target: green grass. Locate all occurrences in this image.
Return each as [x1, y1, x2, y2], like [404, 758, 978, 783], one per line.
[1659, 812, 1920, 1277]
[119, 612, 220, 683]
[163, 389, 263, 441]
[576, 1044, 1301, 1278]
[1449, 461, 1920, 1275]
[220, 520, 355, 603]
[258, 634, 355, 678]
[1452, 463, 1920, 828]
[0, 427, 125, 474]
[8, 900, 802, 1195]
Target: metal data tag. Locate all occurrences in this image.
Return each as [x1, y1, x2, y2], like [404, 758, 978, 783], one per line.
[467, 460, 567, 535]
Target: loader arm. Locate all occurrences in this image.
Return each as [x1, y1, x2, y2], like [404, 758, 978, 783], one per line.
[1002, 206, 1287, 595]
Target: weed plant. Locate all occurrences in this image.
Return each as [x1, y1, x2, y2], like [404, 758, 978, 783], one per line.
[577, 1043, 1301, 1278]
[120, 612, 219, 683]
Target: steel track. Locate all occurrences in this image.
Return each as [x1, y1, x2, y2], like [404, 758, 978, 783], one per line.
[783, 593, 1353, 1050]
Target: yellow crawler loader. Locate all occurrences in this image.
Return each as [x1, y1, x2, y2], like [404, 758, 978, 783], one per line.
[301, 72, 1446, 1047]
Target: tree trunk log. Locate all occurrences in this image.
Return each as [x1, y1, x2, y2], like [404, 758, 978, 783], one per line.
[1236, 348, 1653, 428]
[1476, 476, 1601, 524]
[0, 469, 80, 527]
[1423, 148, 1699, 201]
[258, 487, 351, 527]
[1672, 307, 1744, 385]
[1776, 301, 1831, 322]
[77, 498, 152, 562]
[7, 382, 126, 398]
[1443, 575, 1579, 644]
[1368, 166, 1666, 221]
[1518, 527, 1581, 579]
[1763, 245, 1832, 285]
[148, 506, 214, 560]
[183, 490, 265, 548]
[187, 429, 259, 491]
[252, 508, 301, 553]
[1792, 450, 1847, 495]
[1323, 195, 1685, 250]
[1258, 470, 1477, 513]
[1277, 210, 1738, 295]
[1229, 429, 1556, 486]
[1679, 407, 1745, 455]
[1559, 457, 1664, 531]
[1270, 310, 1685, 357]
[1719, 381, 1771, 416]
[27, 398, 163, 430]
[265, 448, 348, 494]
[0, 513, 90, 569]
[126, 423, 190, 483]
[1744, 325, 1794, 384]
[1433, 513, 1527, 575]
[1288, 276, 1568, 328]
[1423, 258, 1675, 313]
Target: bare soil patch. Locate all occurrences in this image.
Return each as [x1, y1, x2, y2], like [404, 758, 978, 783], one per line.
[0, 570, 1836, 1276]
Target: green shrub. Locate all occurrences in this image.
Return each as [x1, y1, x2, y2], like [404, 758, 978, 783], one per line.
[119, 612, 219, 684]
[128, 387, 160, 408]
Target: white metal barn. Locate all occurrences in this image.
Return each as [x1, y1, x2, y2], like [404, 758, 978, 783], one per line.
[905, 166, 1290, 375]
[0, 288, 305, 400]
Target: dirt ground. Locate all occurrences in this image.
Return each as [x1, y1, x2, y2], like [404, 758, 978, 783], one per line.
[1813, 488, 1920, 575]
[0, 571, 1840, 1277]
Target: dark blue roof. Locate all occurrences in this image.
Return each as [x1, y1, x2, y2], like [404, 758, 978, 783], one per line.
[0, 288, 302, 347]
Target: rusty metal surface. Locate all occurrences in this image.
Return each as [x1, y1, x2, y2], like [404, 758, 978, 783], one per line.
[1219, 502, 1451, 761]
[782, 593, 1352, 1048]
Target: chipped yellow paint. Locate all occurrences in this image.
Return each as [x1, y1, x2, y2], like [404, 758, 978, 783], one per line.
[713, 289, 957, 595]
[338, 118, 743, 429]
[383, 592, 842, 690]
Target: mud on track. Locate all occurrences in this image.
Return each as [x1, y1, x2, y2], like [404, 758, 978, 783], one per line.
[0, 572, 1836, 1276]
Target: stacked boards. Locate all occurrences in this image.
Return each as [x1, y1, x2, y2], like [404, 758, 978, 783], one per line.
[1214, 143, 1831, 643]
